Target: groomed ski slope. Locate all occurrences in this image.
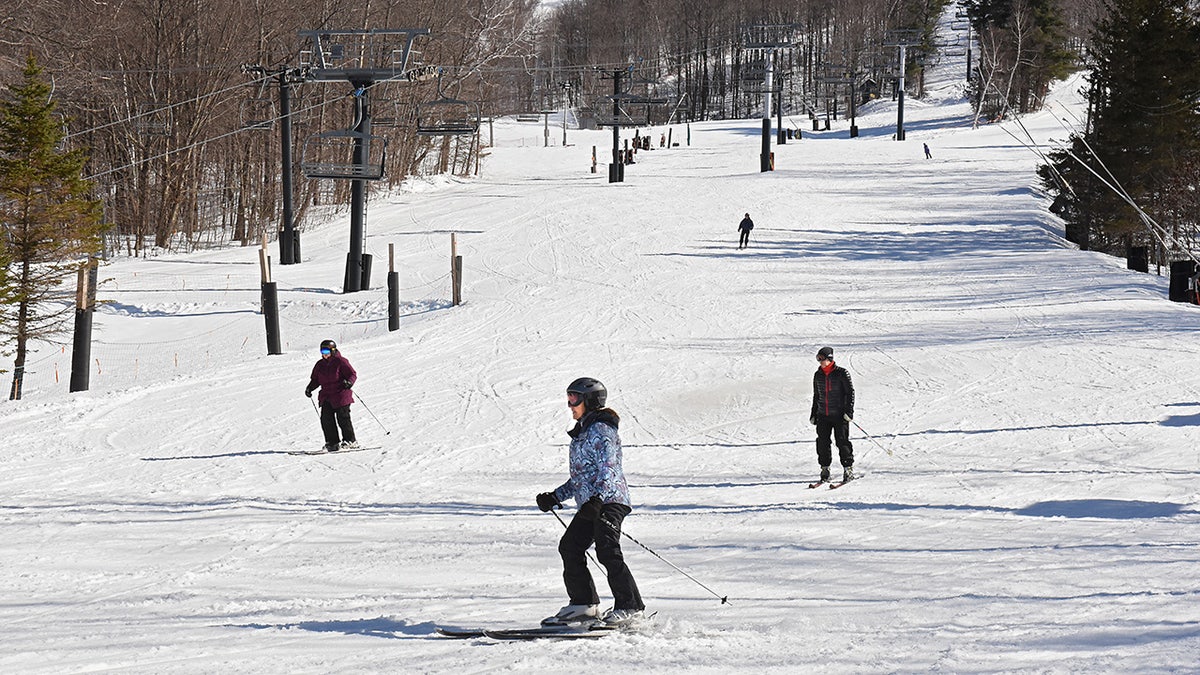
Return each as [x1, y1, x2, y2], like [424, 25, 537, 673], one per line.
[4, 31, 1200, 675]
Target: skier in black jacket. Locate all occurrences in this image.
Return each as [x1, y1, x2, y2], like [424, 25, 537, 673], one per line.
[810, 346, 855, 483]
[737, 213, 754, 249]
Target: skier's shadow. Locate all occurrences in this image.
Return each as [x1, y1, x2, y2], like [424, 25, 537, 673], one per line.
[236, 617, 438, 639]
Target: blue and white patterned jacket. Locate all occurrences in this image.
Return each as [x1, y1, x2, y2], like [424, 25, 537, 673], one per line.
[552, 408, 631, 508]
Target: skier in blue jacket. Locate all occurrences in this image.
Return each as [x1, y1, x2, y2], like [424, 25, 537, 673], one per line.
[537, 377, 645, 628]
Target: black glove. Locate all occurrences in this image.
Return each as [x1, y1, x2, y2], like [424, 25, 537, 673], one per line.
[536, 492, 561, 512]
[844, 413, 853, 423]
[809, 415, 817, 425]
[342, 379, 353, 390]
[578, 495, 603, 520]
[305, 385, 315, 398]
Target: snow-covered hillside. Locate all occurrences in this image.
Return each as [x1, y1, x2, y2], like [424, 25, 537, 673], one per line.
[3, 16, 1199, 674]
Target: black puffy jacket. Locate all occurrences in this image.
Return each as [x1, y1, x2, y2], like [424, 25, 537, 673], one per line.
[811, 364, 854, 419]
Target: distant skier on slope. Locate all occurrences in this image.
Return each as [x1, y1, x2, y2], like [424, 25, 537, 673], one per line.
[304, 339, 359, 452]
[536, 377, 645, 628]
[810, 346, 855, 484]
[738, 213, 754, 249]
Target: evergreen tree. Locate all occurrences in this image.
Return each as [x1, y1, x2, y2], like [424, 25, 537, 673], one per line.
[0, 54, 106, 400]
[1039, 0, 1200, 254]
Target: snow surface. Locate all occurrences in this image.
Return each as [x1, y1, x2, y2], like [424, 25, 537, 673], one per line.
[4, 13, 1200, 675]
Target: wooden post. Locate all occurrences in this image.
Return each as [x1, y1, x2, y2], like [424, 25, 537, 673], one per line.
[259, 236, 271, 284]
[387, 243, 400, 331]
[260, 245, 282, 354]
[591, 146, 597, 173]
[75, 264, 89, 309]
[69, 261, 95, 392]
[453, 255, 463, 307]
[451, 233, 461, 306]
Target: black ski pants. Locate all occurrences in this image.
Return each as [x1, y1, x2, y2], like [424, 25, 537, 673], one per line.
[320, 403, 356, 446]
[815, 414, 854, 468]
[738, 229, 751, 248]
[559, 503, 644, 611]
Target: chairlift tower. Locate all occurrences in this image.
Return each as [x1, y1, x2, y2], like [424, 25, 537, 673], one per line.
[743, 24, 796, 172]
[884, 30, 921, 141]
[816, 65, 861, 138]
[593, 69, 668, 182]
[596, 67, 633, 183]
[298, 28, 430, 293]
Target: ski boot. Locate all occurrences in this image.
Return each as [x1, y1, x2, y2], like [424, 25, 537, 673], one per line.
[598, 608, 645, 628]
[541, 603, 599, 626]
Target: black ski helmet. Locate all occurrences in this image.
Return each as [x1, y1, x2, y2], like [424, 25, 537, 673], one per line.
[320, 339, 338, 352]
[566, 377, 607, 410]
[817, 346, 834, 361]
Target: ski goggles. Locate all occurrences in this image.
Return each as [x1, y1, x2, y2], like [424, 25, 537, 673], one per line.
[566, 392, 585, 407]
[320, 348, 332, 356]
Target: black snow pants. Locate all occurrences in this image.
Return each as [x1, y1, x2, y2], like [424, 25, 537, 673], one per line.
[815, 414, 854, 468]
[320, 403, 356, 445]
[559, 503, 644, 611]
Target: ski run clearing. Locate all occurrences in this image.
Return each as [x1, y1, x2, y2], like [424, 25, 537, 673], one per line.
[3, 19, 1200, 675]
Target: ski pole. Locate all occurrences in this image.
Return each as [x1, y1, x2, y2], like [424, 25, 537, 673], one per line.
[310, 397, 320, 417]
[850, 419, 893, 456]
[597, 514, 730, 605]
[352, 391, 391, 435]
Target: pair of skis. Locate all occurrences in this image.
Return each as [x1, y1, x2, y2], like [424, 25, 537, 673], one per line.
[437, 613, 655, 641]
[808, 475, 858, 490]
[439, 619, 628, 638]
[287, 445, 379, 456]
[436, 625, 615, 641]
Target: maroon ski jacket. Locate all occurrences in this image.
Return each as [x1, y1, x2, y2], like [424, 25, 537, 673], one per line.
[308, 352, 357, 408]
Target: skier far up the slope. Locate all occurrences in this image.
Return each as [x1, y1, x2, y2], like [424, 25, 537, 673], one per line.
[536, 377, 645, 628]
[737, 213, 754, 249]
[810, 346, 855, 483]
[304, 339, 359, 452]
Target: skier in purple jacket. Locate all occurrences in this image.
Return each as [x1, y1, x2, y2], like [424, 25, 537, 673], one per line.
[304, 339, 358, 452]
[536, 377, 645, 629]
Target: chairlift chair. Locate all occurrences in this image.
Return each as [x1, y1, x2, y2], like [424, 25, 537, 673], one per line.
[415, 74, 479, 136]
[371, 98, 408, 128]
[240, 97, 275, 131]
[135, 102, 171, 136]
[300, 129, 388, 180]
[416, 95, 480, 136]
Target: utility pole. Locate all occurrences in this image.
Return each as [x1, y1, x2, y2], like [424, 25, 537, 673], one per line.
[242, 65, 305, 265]
[277, 68, 301, 264]
[561, 82, 571, 147]
[776, 70, 786, 145]
[897, 44, 907, 141]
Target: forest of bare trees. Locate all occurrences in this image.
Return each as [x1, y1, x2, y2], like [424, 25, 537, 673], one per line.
[0, 0, 1099, 257]
[1, 0, 541, 256]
